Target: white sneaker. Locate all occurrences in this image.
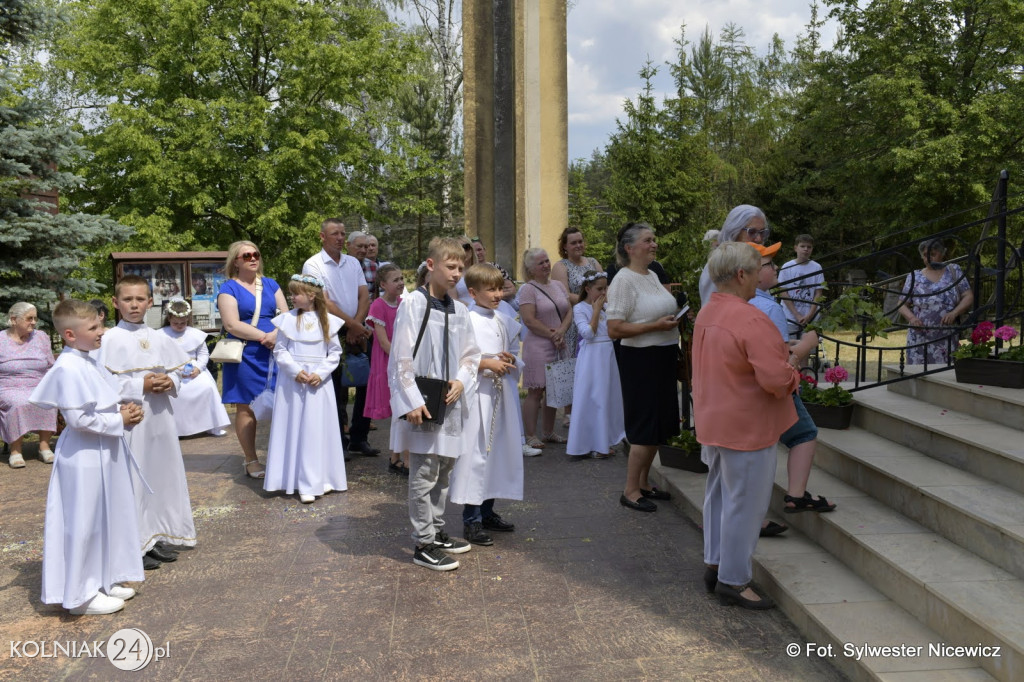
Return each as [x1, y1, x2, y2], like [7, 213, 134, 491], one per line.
[323, 485, 334, 494]
[8, 453, 25, 468]
[209, 428, 228, 437]
[103, 585, 136, 601]
[299, 494, 315, 504]
[522, 444, 542, 457]
[39, 449, 55, 464]
[69, 592, 125, 615]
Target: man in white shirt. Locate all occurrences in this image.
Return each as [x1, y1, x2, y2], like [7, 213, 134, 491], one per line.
[302, 219, 379, 457]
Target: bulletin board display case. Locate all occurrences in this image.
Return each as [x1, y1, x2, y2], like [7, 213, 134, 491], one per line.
[111, 252, 229, 332]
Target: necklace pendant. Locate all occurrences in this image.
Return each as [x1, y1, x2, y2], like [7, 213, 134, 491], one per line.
[139, 338, 150, 351]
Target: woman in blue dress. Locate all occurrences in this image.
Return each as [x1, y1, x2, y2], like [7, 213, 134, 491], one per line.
[217, 240, 289, 478]
[898, 239, 974, 365]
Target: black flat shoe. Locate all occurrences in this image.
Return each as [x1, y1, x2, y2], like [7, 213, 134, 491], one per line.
[759, 521, 788, 537]
[703, 566, 718, 593]
[349, 441, 380, 457]
[640, 487, 671, 501]
[619, 494, 657, 512]
[142, 554, 162, 570]
[147, 545, 177, 563]
[482, 513, 515, 532]
[784, 491, 837, 514]
[715, 582, 775, 610]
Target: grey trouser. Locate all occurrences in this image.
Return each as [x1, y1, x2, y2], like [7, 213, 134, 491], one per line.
[702, 443, 777, 586]
[408, 452, 455, 546]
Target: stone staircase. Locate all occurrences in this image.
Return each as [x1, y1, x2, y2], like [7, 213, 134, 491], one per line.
[651, 368, 1024, 682]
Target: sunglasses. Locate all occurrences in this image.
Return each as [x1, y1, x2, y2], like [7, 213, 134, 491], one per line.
[238, 252, 261, 262]
[742, 227, 771, 239]
[470, 237, 481, 243]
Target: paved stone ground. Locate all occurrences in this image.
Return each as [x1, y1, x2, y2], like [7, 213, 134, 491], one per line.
[0, 416, 845, 681]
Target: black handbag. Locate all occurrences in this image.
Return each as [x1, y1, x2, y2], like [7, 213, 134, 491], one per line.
[404, 289, 449, 425]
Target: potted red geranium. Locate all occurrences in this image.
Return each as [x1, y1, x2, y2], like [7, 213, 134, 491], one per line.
[800, 366, 855, 429]
[953, 322, 1024, 388]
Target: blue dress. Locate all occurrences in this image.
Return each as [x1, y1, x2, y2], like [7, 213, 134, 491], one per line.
[220, 277, 281, 404]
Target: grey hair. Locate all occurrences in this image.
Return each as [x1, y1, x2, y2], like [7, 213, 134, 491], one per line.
[615, 222, 654, 267]
[8, 301, 36, 322]
[919, 239, 946, 258]
[718, 205, 767, 244]
[709, 242, 760, 284]
[347, 230, 367, 244]
[522, 248, 548, 280]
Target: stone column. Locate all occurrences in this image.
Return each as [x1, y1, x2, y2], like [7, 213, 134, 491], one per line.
[464, 0, 567, 276]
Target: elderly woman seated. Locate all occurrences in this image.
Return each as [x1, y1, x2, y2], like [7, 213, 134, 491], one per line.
[1, 302, 57, 468]
[692, 243, 801, 610]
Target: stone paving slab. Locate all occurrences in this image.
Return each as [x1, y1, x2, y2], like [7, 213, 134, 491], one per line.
[0, 417, 844, 681]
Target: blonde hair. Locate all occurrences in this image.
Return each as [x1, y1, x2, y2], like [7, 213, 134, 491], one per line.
[288, 279, 330, 344]
[53, 299, 97, 335]
[708, 242, 759, 284]
[225, 240, 263, 279]
[427, 236, 465, 264]
[464, 263, 504, 291]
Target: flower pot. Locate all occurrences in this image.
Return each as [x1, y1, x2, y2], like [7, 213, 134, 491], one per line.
[803, 402, 854, 430]
[658, 444, 708, 473]
[954, 358, 1024, 388]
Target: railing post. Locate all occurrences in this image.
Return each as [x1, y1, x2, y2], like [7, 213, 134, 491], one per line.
[995, 169, 1008, 329]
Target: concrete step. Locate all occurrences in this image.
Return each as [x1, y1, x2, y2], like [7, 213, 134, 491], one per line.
[883, 366, 1024, 432]
[810, 425, 1024, 581]
[767, 453, 1023, 682]
[850, 386, 1024, 496]
[650, 459, 1002, 682]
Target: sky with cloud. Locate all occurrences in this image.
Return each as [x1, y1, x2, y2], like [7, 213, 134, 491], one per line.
[566, 0, 839, 161]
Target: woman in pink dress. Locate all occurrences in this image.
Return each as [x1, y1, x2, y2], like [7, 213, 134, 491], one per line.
[1, 302, 57, 468]
[363, 264, 407, 474]
[519, 248, 572, 449]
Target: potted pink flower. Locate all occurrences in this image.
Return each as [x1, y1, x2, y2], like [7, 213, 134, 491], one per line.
[953, 322, 1024, 387]
[800, 365, 855, 428]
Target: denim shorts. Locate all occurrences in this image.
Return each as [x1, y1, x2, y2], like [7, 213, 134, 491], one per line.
[780, 393, 817, 448]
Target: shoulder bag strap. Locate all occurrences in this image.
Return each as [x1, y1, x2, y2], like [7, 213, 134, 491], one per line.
[528, 281, 563, 319]
[412, 288, 432, 358]
[250, 280, 263, 326]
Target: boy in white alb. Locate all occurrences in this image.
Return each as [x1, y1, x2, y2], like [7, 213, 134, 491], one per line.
[450, 264, 522, 546]
[389, 237, 481, 571]
[102, 275, 196, 570]
[778, 234, 824, 339]
[30, 300, 145, 615]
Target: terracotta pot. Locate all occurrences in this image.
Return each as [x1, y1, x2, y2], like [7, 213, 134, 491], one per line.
[803, 401, 854, 430]
[954, 358, 1024, 388]
[658, 444, 708, 473]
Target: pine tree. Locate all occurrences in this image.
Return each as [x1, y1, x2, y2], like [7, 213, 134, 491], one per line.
[0, 0, 130, 314]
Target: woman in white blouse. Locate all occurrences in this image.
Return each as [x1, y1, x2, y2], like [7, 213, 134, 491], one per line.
[607, 223, 681, 512]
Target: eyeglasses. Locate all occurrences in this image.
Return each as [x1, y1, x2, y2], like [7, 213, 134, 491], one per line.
[238, 252, 261, 262]
[761, 262, 778, 270]
[742, 227, 771, 239]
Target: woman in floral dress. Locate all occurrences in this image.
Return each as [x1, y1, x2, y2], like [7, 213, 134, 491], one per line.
[898, 239, 973, 365]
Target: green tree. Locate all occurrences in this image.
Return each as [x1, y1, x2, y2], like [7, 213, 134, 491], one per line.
[53, 0, 420, 280]
[0, 0, 131, 313]
[771, 0, 1024, 247]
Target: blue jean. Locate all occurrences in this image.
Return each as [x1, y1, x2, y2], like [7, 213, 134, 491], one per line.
[462, 499, 495, 525]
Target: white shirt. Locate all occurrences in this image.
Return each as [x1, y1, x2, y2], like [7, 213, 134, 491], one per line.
[606, 267, 679, 348]
[778, 258, 824, 323]
[302, 249, 366, 318]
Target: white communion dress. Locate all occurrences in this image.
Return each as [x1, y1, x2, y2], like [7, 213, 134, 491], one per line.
[160, 325, 231, 436]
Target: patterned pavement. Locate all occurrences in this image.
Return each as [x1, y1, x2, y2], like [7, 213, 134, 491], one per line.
[0, 415, 845, 681]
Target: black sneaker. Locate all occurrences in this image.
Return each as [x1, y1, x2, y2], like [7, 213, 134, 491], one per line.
[464, 522, 493, 546]
[482, 512, 515, 532]
[435, 530, 471, 554]
[413, 543, 459, 571]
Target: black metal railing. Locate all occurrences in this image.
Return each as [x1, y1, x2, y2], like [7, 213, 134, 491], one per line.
[779, 170, 1024, 392]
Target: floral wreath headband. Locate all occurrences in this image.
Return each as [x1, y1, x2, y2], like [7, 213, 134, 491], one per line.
[291, 274, 325, 289]
[166, 298, 192, 318]
[583, 271, 608, 284]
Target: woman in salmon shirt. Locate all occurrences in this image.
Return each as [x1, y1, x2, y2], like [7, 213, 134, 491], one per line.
[692, 242, 801, 610]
